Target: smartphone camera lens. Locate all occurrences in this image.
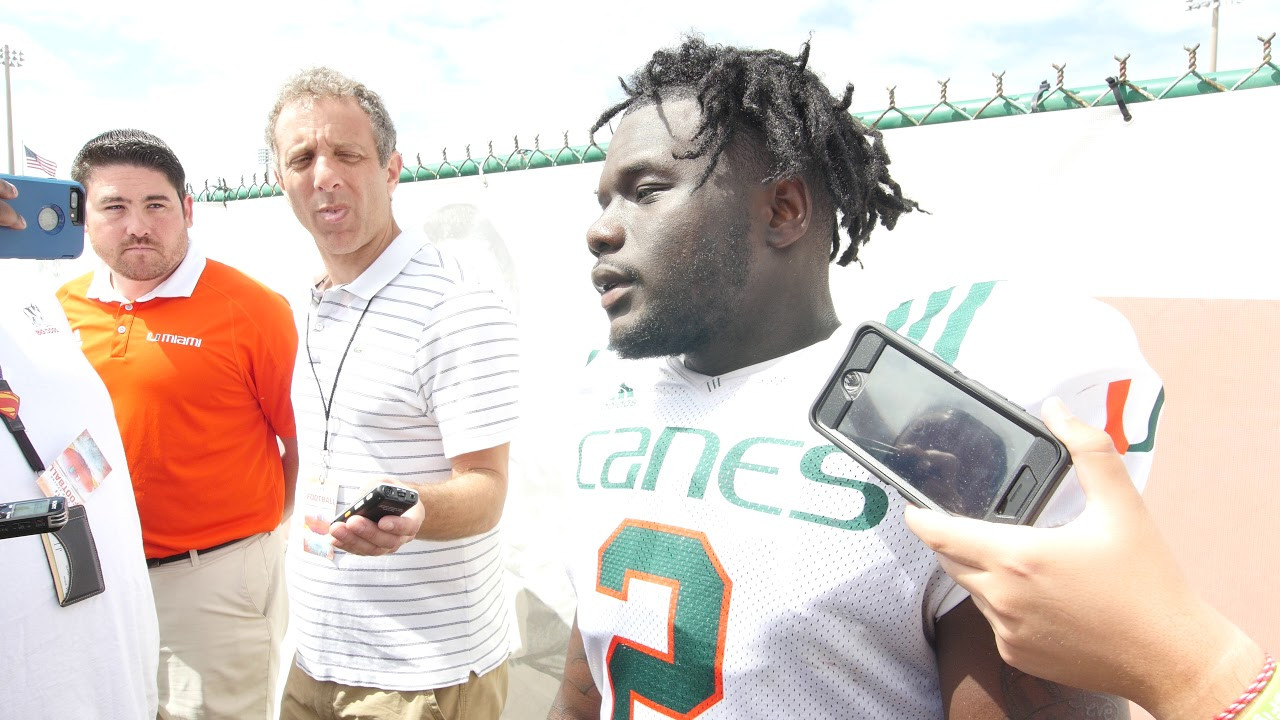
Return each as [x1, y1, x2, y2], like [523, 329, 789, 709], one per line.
[37, 204, 65, 234]
[840, 370, 864, 399]
[69, 189, 84, 225]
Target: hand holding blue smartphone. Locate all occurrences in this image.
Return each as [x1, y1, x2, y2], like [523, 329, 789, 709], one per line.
[0, 174, 86, 260]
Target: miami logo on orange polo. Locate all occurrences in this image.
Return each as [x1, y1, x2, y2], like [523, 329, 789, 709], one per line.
[146, 331, 204, 348]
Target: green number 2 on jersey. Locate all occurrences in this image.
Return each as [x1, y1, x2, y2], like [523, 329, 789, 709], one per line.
[596, 520, 733, 719]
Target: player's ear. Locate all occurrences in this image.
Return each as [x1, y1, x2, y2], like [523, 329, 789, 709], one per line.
[763, 175, 811, 250]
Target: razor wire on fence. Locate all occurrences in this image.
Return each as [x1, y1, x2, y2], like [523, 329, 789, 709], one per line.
[195, 131, 608, 204]
[193, 34, 1278, 204]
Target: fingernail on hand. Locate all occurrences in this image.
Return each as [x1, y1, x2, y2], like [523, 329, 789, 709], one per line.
[1042, 396, 1070, 421]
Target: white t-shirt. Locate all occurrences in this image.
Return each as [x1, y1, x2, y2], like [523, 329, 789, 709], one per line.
[0, 274, 159, 719]
[564, 280, 1163, 719]
[289, 231, 521, 691]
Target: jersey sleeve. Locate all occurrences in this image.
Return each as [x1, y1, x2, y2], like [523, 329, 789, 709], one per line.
[415, 284, 521, 458]
[877, 279, 1164, 528]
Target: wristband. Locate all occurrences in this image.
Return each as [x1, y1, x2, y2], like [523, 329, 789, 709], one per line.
[1224, 654, 1276, 720]
[1236, 672, 1279, 720]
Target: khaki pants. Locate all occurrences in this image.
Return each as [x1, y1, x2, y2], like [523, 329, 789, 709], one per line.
[150, 531, 288, 720]
[280, 660, 508, 720]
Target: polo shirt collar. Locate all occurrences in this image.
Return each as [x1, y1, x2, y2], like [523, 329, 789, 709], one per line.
[322, 229, 429, 301]
[85, 241, 206, 303]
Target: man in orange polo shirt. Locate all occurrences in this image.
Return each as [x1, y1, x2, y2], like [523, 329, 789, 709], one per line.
[56, 129, 299, 720]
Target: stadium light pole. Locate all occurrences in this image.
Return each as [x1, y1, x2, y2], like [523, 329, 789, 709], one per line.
[1186, 0, 1242, 72]
[2, 44, 23, 174]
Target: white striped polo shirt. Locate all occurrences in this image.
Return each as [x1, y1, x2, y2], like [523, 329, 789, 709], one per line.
[289, 229, 520, 691]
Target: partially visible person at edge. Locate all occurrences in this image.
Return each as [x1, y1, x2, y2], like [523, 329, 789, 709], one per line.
[906, 397, 1275, 720]
[55, 131, 298, 720]
[548, 36, 1164, 719]
[0, 178, 159, 717]
[265, 67, 519, 720]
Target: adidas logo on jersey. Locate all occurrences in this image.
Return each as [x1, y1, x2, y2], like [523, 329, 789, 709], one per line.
[604, 382, 637, 409]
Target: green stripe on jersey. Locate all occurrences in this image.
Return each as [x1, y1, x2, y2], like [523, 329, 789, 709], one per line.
[933, 281, 997, 364]
[882, 281, 1000, 364]
[905, 287, 955, 342]
[884, 299, 913, 332]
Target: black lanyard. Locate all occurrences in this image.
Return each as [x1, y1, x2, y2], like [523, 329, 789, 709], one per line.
[0, 365, 46, 473]
[305, 294, 374, 457]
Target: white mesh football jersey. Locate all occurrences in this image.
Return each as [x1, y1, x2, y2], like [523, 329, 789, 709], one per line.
[563, 280, 1163, 719]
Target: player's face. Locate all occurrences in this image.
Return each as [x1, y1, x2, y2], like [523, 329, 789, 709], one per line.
[274, 96, 402, 271]
[84, 164, 192, 290]
[587, 96, 761, 360]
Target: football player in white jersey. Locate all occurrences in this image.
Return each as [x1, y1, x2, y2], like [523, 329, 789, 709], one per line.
[549, 37, 1157, 720]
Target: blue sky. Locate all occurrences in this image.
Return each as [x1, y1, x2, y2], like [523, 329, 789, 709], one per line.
[1, 0, 1275, 187]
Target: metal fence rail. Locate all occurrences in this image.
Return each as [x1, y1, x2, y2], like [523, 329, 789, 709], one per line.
[194, 35, 1277, 204]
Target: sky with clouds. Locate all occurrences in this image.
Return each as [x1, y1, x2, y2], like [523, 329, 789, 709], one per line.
[1, 0, 1275, 187]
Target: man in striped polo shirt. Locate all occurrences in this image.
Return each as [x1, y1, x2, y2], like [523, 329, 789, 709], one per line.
[267, 68, 519, 720]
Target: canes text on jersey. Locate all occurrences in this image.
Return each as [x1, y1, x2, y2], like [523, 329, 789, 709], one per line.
[576, 426, 889, 532]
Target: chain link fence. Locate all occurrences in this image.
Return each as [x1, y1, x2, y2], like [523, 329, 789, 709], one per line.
[193, 34, 1277, 204]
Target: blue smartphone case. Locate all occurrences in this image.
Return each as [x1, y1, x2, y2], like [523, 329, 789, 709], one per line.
[1, 174, 86, 260]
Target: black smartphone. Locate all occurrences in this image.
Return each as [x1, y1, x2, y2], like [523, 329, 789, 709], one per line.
[810, 322, 1071, 524]
[0, 496, 69, 539]
[0, 175, 86, 260]
[333, 484, 419, 525]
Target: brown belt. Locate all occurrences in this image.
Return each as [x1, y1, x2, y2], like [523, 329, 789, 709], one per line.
[145, 536, 245, 568]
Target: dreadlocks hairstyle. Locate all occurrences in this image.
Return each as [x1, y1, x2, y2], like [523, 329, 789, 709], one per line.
[591, 36, 919, 266]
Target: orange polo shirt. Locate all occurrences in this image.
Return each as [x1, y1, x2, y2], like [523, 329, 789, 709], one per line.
[58, 252, 297, 558]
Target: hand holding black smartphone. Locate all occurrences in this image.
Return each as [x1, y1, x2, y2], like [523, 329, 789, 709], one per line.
[810, 322, 1071, 524]
[333, 484, 419, 525]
